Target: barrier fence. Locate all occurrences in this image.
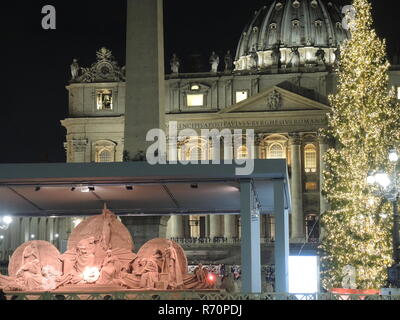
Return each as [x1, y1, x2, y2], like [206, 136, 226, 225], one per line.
[3, 291, 400, 301]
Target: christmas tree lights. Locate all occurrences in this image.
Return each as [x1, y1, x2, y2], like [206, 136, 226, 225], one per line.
[320, 0, 400, 290]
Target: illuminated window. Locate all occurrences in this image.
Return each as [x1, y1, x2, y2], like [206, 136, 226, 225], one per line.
[96, 89, 113, 110]
[305, 182, 318, 191]
[305, 144, 317, 173]
[93, 140, 116, 163]
[237, 146, 249, 159]
[236, 91, 248, 103]
[189, 215, 201, 238]
[191, 84, 200, 91]
[269, 143, 284, 159]
[97, 149, 113, 163]
[179, 138, 209, 161]
[187, 94, 204, 107]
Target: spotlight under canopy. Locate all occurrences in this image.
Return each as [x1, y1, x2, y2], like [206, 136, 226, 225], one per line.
[80, 186, 95, 193]
[0, 216, 13, 230]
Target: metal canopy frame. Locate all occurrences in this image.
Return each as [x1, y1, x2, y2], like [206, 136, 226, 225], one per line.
[0, 160, 290, 218]
[0, 159, 291, 294]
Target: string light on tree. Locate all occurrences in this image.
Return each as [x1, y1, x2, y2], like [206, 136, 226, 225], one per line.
[320, 0, 400, 290]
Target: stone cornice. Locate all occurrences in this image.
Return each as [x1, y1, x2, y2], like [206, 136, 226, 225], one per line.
[66, 82, 126, 90]
[61, 116, 125, 125]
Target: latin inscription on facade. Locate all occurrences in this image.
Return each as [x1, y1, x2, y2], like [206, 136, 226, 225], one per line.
[172, 117, 327, 130]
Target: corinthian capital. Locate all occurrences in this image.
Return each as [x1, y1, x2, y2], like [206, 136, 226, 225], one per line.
[288, 133, 302, 146]
[72, 139, 88, 152]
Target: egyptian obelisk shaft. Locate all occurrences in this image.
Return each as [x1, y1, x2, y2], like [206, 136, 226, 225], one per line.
[124, 0, 165, 159]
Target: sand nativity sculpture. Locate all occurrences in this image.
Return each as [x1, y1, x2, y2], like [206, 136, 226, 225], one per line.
[0, 206, 214, 292]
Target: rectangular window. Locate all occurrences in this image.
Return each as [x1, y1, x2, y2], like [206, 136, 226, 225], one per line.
[96, 89, 113, 110]
[187, 94, 204, 107]
[305, 145, 317, 173]
[236, 91, 248, 103]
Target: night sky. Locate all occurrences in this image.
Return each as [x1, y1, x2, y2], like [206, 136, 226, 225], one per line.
[0, 0, 397, 164]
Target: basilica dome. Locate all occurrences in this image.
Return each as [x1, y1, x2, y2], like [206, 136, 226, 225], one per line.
[234, 0, 350, 72]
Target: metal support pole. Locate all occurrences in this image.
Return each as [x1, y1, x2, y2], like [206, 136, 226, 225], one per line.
[274, 179, 289, 294]
[388, 162, 400, 287]
[240, 180, 261, 294]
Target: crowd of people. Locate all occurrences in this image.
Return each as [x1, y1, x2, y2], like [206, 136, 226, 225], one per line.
[170, 237, 241, 244]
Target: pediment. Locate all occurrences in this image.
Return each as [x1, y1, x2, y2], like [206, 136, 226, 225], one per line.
[219, 82, 330, 114]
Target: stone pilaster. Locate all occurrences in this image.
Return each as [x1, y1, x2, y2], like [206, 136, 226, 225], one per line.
[289, 133, 304, 242]
[72, 139, 88, 163]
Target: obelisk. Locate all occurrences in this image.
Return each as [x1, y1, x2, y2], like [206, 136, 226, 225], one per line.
[124, 0, 165, 159]
[123, 0, 168, 250]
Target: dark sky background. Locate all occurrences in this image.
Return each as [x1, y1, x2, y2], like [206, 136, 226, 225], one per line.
[0, 0, 397, 164]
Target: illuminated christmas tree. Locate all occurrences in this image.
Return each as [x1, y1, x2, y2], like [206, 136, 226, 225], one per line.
[320, 0, 400, 290]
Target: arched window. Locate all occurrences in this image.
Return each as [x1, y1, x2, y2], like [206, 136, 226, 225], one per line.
[98, 149, 113, 163]
[93, 140, 116, 163]
[304, 144, 317, 173]
[269, 143, 284, 159]
[179, 138, 209, 161]
[237, 146, 249, 159]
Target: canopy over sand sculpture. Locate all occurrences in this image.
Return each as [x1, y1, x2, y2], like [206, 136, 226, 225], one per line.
[0, 206, 215, 292]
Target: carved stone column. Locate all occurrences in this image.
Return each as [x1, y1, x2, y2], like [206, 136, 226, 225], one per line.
[205, 216, 210, 238]
[224, 215, 236, 240]
[210, 215, 222, 239]
[289, 133, 304, 241]
[254, 134, 263, 160]
[260, 215, 267, 240]
[39, 218, 47, 242]
[10, 218, 20, 253]
[168, 215, 184, 238]
[264, 215, 272, 240]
